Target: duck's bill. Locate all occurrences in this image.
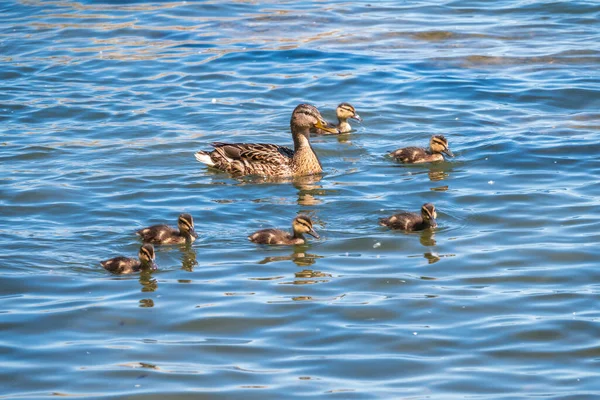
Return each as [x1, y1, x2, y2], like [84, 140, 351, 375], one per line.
[190, 230, 199, 239]
[315, 119, 340, 134]
[149, 262, 158, 271]
[443, 148, 454, 157]
[351, 113, 363, 122]
[308, 229, 320, 239]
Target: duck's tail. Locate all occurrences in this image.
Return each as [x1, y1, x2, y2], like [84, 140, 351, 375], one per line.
[194, 151, 214, 166]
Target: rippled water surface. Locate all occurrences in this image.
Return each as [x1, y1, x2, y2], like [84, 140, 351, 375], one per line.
[2, 0, 600, 398]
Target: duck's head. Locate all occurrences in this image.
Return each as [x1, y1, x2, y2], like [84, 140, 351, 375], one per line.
[421, 203, 438, 228]
[292, 215, 320, 239]
[291, 104, 339, 134]
[139, 243, 158, 270]
[178, 213, 198, 239]
[336, 103, 362, 122]
[430, 135, 453, 157]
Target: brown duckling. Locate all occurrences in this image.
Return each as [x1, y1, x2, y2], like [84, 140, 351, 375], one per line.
[136, 213, 198, 245]
[194, 104, 338, 177]
[312, 103, 362, 134]
[101, 244, 157, 274]
[248, 215, 320, 245]
[389, 135, 453, 163]
[379, 203, 438, 231]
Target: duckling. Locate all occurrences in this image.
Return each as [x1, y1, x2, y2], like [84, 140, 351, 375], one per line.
[389, 135, 453, 164]
[379, 203, 438, 231]
[194, 104, 339, 177]
[101, 244, 157, 274]
[249, 215, 320, 245]
[136, 213, 198, 245]
[312, 103, 362, 134]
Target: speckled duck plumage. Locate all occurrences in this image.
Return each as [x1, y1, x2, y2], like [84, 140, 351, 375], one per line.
[379, 203, 438, 231]
[194, 104, 339, 177]
[248, 215, 320, 245]
[390, 135, 453, 164]
[101, 244, 157, 274]
[136, 213, 198, 245]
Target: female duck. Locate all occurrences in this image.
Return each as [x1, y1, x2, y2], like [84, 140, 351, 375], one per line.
[249, 215, 320, 245]
[390, 135, 453, 163]
[194, 104, 338, 177]
[101, 244, 157, 274]
[312, 103, 362, 134]
[379, 203, 438, 231]
[136, 213, 198, 245]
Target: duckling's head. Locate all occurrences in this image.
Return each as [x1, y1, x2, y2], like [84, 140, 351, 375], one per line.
[336, 103, 362, 122]
[430, 135, 454, 157]
[291, 104, 339, 135]
[421, 203, 438, 227]
[178, 213, 198, 239]
[292, 215, 320, 239]
[139, 244, 157, 269]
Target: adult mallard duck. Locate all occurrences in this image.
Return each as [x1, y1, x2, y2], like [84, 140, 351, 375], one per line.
[194, 104, 338, 177]
[248, 215, 320, 245]
[312, 103, 362, 135]
[379, 203, 438, 231]
[389, 135, 454, 164]
[136, 213, 198, 245]
[101, 244, 157, 274]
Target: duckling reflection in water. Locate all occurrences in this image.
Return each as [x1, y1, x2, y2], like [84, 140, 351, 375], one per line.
[101, 244, 157, 274]
[249, 215, 319, 245]
[311, 103, 362, 135]
[379, 203, 438, 232]
[389, 135, 453, 164]
[258, 252, 323, 267]
[194, 104, 338, 177]
[136, 213, 198, 245]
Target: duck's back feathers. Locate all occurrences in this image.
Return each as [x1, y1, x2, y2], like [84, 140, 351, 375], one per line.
[101, 257, 141, 274]
[248, 228, 299, 245]
[196, 142, 295, 177]
[379, 212, 424, 231]
[137, 224, 180, 244]
[390, 147, 439, 164]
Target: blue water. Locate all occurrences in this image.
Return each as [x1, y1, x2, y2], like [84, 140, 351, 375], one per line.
[2, 0, 600, 398]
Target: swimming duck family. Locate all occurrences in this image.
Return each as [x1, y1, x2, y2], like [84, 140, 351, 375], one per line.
[100, 102, 455, 274]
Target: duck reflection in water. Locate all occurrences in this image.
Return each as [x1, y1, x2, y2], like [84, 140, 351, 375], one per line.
[138, 268, 158, 293]
[292, 269, 332, 285]
[258, 252, 323, 267]
[423, 252, 441, 264]
[180, 247, 198, 272]
[419, 228, 437, 247]
[293, 175, 325, 206]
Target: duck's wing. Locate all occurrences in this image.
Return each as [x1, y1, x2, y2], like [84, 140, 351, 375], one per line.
[205, 142, 294, 176]
[379, 211, 419, 230]
[136, 224, 177, 244]
[248, 228, 290, 244]
[389, 146, 427, 163]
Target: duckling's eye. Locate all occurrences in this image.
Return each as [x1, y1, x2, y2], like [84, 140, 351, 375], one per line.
[179, 219, 193, 229]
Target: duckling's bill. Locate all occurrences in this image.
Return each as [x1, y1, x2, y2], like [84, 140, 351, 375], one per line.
[307, 228, 320, 239]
